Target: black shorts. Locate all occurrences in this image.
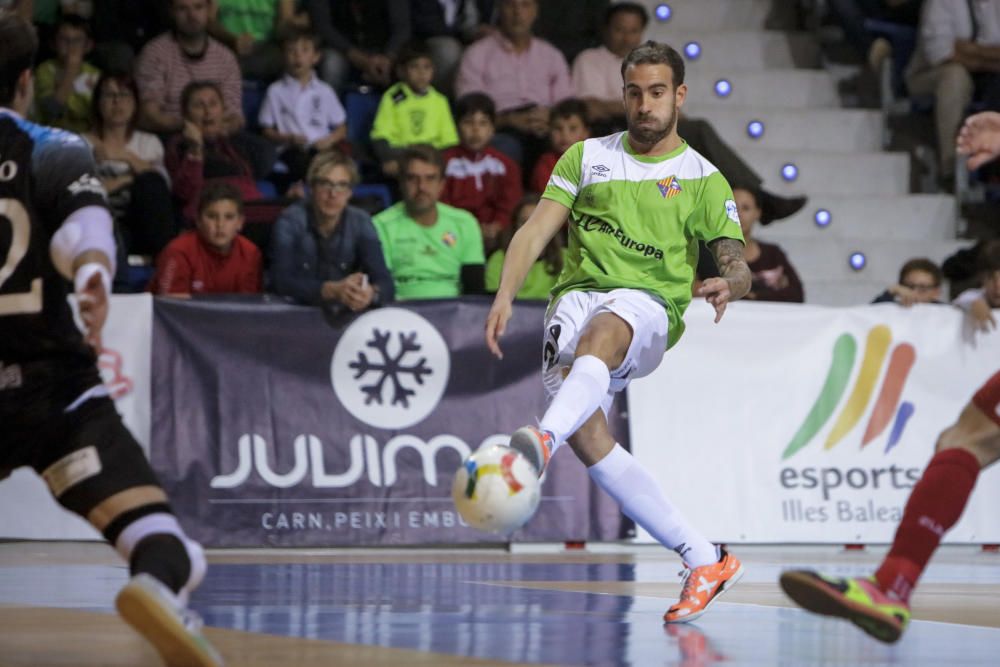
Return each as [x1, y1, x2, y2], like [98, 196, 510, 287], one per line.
[0, 358, 162, 518]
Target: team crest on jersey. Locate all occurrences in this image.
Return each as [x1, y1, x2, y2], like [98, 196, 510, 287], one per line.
[441, 231, 457, 247]
[657, 176, 683, 199]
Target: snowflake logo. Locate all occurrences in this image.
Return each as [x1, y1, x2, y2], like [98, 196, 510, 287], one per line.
[349, 329, 433, 408]
[331, 308, 450, 429]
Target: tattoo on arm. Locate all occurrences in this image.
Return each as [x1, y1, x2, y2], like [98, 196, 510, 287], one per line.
[709, 238, 751, 300]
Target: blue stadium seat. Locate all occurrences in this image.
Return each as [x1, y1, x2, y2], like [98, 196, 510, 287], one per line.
[344, 88, 381, 152]
[352, 183, 393, 212]
[256, 179, 278, 199]
[242, 79, 266, 132]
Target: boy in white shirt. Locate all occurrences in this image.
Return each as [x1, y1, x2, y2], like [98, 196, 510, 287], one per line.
[259, 27, 347, 190]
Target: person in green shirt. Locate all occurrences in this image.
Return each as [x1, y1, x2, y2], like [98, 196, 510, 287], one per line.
[485, 193, 564, 300]
[370, 40, 459, 178]
[484, 40, 752, 624]
[33, 13, 101, 133]
[373, 144, 485, 299]
[211, 0, 306, 81]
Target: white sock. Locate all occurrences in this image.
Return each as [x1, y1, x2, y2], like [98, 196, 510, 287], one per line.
[588, 444, 718, 568]
[540, 355, 610, 448]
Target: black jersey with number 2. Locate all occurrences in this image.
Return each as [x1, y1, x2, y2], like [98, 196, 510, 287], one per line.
[0, 111, 108, 363]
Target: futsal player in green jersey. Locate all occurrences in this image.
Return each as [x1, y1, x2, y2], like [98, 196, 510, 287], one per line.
[485, 41, 751, 623]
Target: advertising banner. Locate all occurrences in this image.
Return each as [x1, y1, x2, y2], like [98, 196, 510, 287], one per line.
[628, 300, 1000, 543]
[152, 298, 625, 547]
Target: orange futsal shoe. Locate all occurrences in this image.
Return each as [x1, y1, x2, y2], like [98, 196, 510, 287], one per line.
[663, 548, 744, 623]
[508, 425, 555, 476]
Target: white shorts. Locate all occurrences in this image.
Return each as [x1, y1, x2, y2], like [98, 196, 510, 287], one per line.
[542, 289, 670, 416]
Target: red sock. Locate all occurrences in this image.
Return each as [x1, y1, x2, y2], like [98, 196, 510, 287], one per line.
[874, 448, 980, 603]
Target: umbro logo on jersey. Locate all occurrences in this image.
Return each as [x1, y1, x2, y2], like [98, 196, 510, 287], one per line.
[591, 164, 611, 178]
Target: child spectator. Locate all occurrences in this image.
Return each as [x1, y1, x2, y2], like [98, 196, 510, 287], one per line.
[732, 186, 805, 303]
[83, 71, 175, 266]
[370, 40, 458, 177]
[485, 193, 564, 300]
[33, 13, 100, 133]
[441, 92, 522, 255]
[166, 80, 263, 226]
[259, 27, 347, 191]
[530, 98, 590, 193]
[872, 258, 944, 306]
[151, 181, 262, 295]
[954, 239, 1000, 334]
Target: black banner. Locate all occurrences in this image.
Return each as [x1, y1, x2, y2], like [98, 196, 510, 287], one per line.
[151, 297, 627, 546]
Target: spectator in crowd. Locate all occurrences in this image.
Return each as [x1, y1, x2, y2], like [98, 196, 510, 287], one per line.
[954, 239, 1000, 333]
[371, 40, 458, 177]
[270, 150, 393, 309]
[166, 80, 262, 225]
[907, 0, 1000, 188]
[571, 3, 807, 223]
[411, 0, 489, 95]
[872, 257, 944, 305]
[572, 2, 646, 130]
[89, 0, 172, 72]
[304, 0, 410, 90]
[441, 92, 522, 255]
[530, 98, 590, 194]
[455, 0, 572, 167]
[33, 13, 100, 133]
[259, 27, 347, 192]
[211, 0, 306, 82]
[534, 0, 608, 65]
[731, 186, 805, 302]
[374, 144, 485, 299]
[485, 193, 563, 299]
[83, 71, 175, 266]
[135, 0, 243, 134]
[826, 0, 923, 69]
[151, 180, 262, 295]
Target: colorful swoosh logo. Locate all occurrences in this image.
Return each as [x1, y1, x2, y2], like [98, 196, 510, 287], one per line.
[781, 326, 916, 460]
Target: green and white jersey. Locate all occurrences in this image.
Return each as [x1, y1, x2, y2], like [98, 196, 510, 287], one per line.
[543, 132, 745, 348]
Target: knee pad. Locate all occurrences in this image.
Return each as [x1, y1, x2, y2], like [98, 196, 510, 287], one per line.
[114, 511, 206, 601]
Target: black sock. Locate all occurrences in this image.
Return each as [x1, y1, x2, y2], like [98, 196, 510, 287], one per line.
[130, 533, 192, 595]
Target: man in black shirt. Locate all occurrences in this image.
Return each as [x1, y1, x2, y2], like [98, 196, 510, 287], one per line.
[0, 13, 221, 667]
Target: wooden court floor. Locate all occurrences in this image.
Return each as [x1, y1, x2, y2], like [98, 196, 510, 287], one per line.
[1, 542, 999, 666]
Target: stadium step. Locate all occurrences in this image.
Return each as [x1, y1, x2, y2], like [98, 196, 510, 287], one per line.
[769, 237, 967, 289]
[642, 0, 772, 31]
[736, 148, 910, 197]
[692, 108, 883, 154]
[756, 195, 958, 242]
[683, 69, 838, 109]
[645, 30, 822, 70]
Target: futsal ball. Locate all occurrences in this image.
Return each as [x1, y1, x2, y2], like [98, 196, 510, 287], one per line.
[452, 445, 541, 534]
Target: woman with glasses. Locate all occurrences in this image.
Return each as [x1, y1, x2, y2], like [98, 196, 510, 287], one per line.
[269, 150, 394, 309]
[83, 71, 176, 274]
